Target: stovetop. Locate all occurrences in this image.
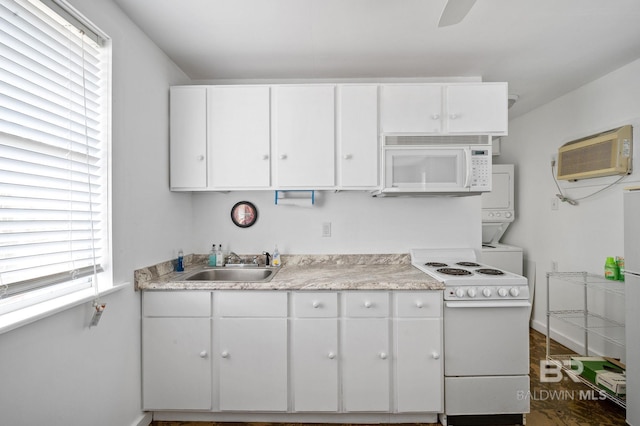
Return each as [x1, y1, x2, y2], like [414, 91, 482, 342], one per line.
[410, 248, 529, 301]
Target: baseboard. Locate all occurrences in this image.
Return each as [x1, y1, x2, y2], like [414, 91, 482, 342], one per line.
[131, 412, 153, 426]
[531, 319, 602, 356]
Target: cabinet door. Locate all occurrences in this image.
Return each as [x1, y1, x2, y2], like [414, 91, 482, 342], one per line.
[142, 317, 211, 410]
[337, 85, 379, 188]
[274, 85, 335, 187]
[343, 318, 390, 412]
[170, 86, 208, 189]
[218, 318, 288, 411]
[395, 319, 443, 412]
[380, 85, 443, 133]
[292, 319, 339, 412]
[208, 86, 271, 188]
[446, 84, 508, 134]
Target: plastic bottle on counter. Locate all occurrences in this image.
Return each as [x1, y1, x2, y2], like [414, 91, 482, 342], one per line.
[216, 244, 224, 267]
[176, 249, 184, 272]
[604, 256, 619, 280]
[208, 244, 216, 267]
[272, 245, 281, 267]
[616, 256, 625, 281]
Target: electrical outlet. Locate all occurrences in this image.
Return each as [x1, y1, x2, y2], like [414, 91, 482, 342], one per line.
[322, 222, 332, 237]
[551, 197, 559, 210]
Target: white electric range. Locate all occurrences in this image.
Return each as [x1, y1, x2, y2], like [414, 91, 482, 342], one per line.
[411, 248, 530, 426]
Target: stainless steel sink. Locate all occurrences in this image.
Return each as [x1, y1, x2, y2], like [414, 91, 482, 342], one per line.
[181, 267, 278, 282]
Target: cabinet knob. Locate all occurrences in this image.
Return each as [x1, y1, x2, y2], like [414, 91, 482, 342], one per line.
[343, 154, 353, 160]
[279, 154, 287, 160]
[221, 351, 229, 358]
[379, 352, 388, 360]
[327, 351, 336, 359]
[199, 350, 208, 358]
[449, 113, 459, 120]
[197, 155, 205, 161]
[431, 352, 440, 360]
[415, 301, 424, 308]
[364, 301, 372, 308]
[431, 113, 440, 120]
[262, 154, 269, 160]
[312, 300, 321, 308]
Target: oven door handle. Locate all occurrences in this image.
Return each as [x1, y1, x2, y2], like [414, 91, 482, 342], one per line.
[445, 301, 531, 309]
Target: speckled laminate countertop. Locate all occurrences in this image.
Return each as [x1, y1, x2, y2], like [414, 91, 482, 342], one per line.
[135, 254, 443, 291]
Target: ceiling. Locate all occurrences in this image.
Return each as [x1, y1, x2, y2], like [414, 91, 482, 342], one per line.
[112, 0, 640, 118]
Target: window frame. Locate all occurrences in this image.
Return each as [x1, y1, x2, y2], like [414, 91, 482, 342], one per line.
[0, 0, 113, 322]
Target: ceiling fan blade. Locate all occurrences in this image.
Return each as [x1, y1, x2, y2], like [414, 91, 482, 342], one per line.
[438, 0, 477, 27]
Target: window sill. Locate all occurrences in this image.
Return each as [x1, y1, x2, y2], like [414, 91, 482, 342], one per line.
[0, 282, 130, 335]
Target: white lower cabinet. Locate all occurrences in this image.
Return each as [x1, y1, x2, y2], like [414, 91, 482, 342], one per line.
[292, 318, 339, 411]
[142, 290, 443, 416]
[343, 318, 391, 412]
[217, 318, 288, 411]
[142, 292, 212, 410]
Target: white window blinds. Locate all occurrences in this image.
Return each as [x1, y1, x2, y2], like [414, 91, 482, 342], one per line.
[0, 0, 108, 300]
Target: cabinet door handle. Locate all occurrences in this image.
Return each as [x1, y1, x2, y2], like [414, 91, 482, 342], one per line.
[262, 154, 269, 160]
[327, 351, 336, 359]
[197, 155, 205, 161]
[379, 352, 388, 360]
[431, 113, 440, 120]
[199, 350, 208, 358]
[221, 351, 229, 358]
[431, 352, 440, 360]
[279, 154, 287, 160]
[449, 113, 459, 120]
[363, 301, 372, 308]
[415, 301, 424, 308]
[312, 300, 321, 308]
[343, 154, 352, 160]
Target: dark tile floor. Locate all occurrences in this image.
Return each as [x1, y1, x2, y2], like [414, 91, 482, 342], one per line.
[152, 328, 627, 426]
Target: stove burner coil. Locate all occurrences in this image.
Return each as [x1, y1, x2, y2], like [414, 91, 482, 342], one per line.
[437, 267, 473, 276]
[425, 262, 448, 267]
[476, 268, 505, 276]
[456, 261, 481, 267]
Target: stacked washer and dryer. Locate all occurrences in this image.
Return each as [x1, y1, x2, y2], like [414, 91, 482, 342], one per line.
[480, 164, 523, 275]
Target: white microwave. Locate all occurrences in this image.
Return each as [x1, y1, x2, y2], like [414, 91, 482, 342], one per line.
[375, 144, 492, 196]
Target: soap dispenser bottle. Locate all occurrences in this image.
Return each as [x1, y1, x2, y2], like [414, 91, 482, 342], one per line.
[216, 244, 224, 267]
[272, 245, 281, 267]
[208, 244, 216, 267]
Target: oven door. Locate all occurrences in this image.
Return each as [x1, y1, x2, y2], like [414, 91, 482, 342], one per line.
[444, 300, 530, 376]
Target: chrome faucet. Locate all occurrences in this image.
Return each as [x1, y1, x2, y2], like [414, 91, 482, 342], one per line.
[226, 251, 243, 264]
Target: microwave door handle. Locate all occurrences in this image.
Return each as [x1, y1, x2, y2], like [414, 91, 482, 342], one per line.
[463, 148, 471, 188]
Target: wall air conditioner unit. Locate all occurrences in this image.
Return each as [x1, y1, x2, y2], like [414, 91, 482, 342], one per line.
[557, 125, 633, 181]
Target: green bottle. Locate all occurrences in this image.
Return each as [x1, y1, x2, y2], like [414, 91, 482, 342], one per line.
[604, 257, 619, 280]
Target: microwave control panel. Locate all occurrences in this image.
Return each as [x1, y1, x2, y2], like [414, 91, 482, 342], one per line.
[470, 150, 492, 191]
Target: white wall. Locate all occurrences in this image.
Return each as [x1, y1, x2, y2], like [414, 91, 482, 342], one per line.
[498, 58, 640, 358]
[0, 0, 191, 425]
[191, 191, 482, 256]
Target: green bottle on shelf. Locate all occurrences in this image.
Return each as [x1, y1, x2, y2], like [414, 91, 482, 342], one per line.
[604, 256, 619, 280]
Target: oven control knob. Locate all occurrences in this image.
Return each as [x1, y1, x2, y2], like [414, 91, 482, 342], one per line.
[509, 287, 520, 297]
[466, 288, 477, 298]
[455, 288, 465, 298]
[498, 288, 508, 297]
[482, 288, 492, 297]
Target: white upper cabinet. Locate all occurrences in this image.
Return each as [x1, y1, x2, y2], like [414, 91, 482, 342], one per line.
[273, 85, 336, 188]
[337, 85, 379, 189]
[380, 83, 508, 135]
[208, 86, 271, 189]
[380, 85, 443, 134]
[446, 83, 508, 134]
[170, 86, 208, 190]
